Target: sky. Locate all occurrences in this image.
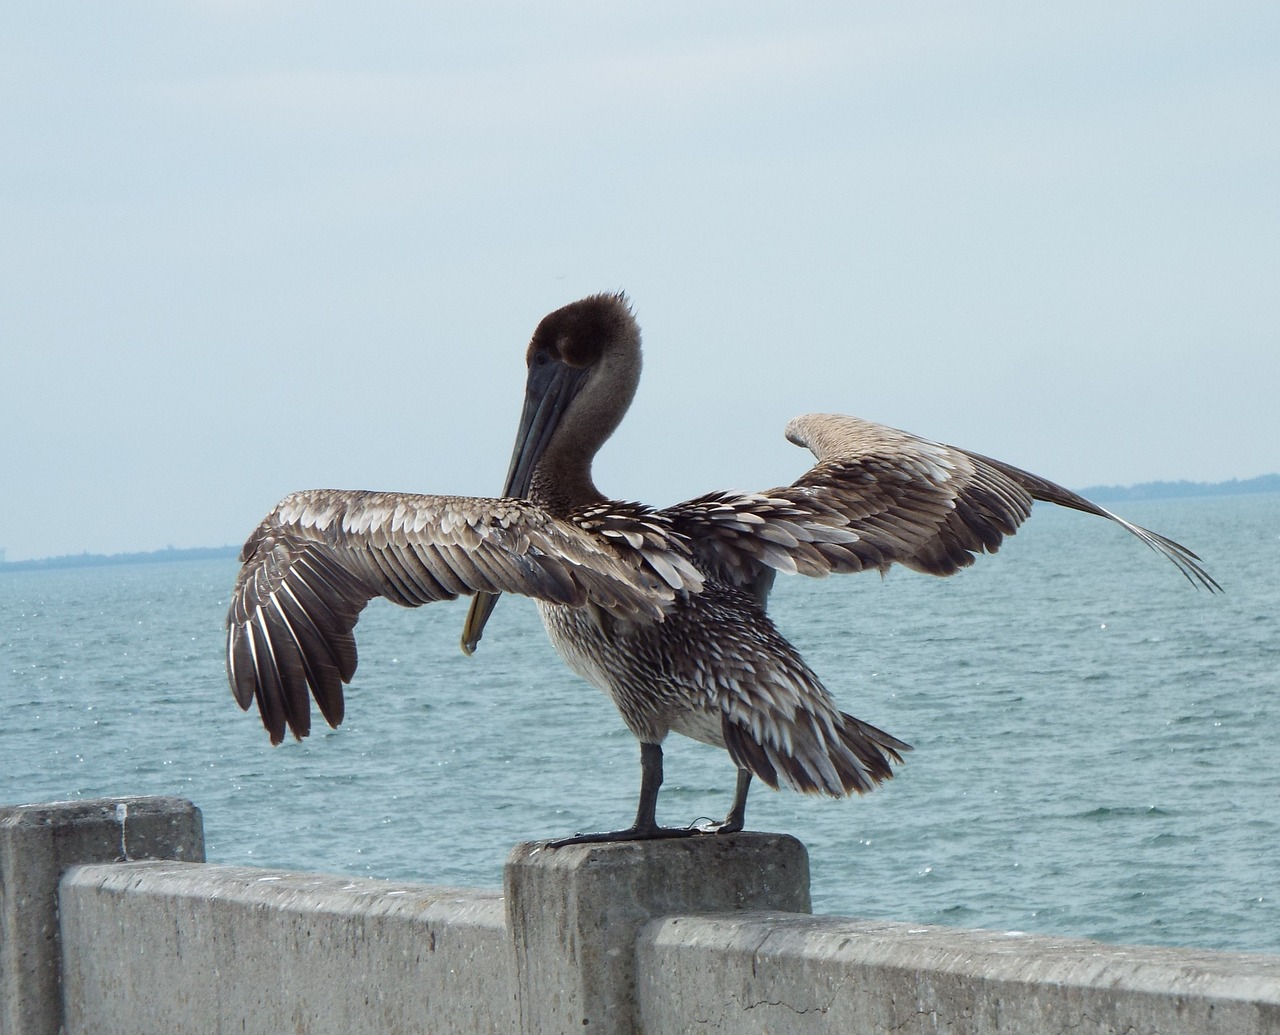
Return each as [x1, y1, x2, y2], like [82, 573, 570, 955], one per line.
[2, 2, 1277, 562]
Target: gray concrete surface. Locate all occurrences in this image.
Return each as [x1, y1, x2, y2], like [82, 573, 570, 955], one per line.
[58, 861, 512, 1035]
[0, 796, 203, 1035]
[637, 912, 1280, 1034]
[8, 796, 1280, 1034]
[504, 833, 811, 1035]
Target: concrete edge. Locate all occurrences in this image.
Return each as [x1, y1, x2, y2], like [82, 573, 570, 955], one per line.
[639, 911, 1280, 1002]
[59, 860, 506, 925]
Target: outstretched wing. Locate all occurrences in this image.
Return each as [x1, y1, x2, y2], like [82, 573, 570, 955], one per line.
[227, 489, 694, 744]
[667, 413, 1220, 593]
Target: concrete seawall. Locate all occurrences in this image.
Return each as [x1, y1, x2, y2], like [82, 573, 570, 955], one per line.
[60, 863, 511, 1034]
[3, 797, 1278, 1034]
[638, 914, 1280, 1032]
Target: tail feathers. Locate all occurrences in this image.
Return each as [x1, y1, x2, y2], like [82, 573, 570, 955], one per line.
[838, 713, 911, 788]
[722, 710, 911, 798]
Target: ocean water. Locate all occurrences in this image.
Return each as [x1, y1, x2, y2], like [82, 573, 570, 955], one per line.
[3, 494, 1277, 954]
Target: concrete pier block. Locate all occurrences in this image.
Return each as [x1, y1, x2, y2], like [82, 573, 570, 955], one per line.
[58, 862, 512, 1035]
[0, 796, 203, 1035]
[504, 832, 810, 1035]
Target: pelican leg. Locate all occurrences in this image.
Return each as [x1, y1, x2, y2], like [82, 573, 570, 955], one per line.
[549, 742, 699, 847]
[694, 768, 752, 834]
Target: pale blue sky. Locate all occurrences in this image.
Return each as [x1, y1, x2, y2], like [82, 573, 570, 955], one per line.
[2, 3, 1276, 561]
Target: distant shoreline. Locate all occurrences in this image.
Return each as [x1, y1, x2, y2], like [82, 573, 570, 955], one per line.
[3, 475, 1277, 571]
[1076, 472, 1280, 502]
[0, 545, 240, 573]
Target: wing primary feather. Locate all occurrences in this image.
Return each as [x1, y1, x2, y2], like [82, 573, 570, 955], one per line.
[269, 593, 345, 730]
[247, 612, 289, 745]
[227, 623, 257, 711]
[259, 601, 311, 738]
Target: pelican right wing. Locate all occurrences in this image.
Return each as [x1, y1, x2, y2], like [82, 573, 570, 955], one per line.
[227, 489, 686, 744]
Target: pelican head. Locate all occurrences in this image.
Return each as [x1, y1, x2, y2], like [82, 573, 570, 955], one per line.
[501, 292, 642, 508]
[462, 292, 642, 654]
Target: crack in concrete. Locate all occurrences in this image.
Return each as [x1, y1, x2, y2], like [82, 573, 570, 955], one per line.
[737, 991, 839, 1016]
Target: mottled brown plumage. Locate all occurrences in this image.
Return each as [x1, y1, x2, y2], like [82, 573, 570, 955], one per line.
[226, 292, 1218, 842]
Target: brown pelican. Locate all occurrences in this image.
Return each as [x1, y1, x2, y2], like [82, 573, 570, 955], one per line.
[226, 292, 1219, 843]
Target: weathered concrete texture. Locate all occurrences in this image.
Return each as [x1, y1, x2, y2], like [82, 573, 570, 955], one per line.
[636, 912, 1280, 1034]
[0, 796, 204, 1035]
[58, 861, 513, 1035]
[505, 833, 810, 1035]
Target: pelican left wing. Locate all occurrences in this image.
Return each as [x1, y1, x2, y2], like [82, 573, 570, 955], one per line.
[781, 412, 1220, 590]
[227, 489, 684, 744]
